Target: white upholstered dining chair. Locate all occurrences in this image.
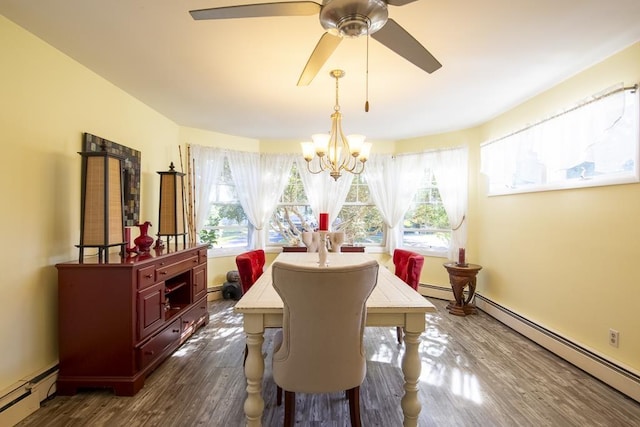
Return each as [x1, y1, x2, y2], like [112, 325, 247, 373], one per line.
[271, 259, 379, 427]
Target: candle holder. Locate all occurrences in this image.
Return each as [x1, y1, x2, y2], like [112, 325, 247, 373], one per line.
[318, 231, 329, 267]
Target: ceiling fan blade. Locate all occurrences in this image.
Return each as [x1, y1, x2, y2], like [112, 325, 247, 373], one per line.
[190, 1, 321, 20]
[386, 0, 420, 6]
[371, 18, 442, 73]
[297, 33, 342, 86]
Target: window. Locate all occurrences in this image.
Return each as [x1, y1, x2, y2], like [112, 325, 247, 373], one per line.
[268, 163, 316, 246]
[268, 166, 385, 247]
[335, 174, 385, 246]
[199, 157, 249, 249]
[402, 168, 451, 252]
[481, 85, 639, 195]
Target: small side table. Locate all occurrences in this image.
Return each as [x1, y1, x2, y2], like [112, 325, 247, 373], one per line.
[443, 262, 483, 316]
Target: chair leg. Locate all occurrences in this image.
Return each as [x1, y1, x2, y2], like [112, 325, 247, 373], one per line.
[284, 390, 295, 427]
[396, 326, 403, 344]
[347, 386, 361, 427]
[277, 386, 282, 406]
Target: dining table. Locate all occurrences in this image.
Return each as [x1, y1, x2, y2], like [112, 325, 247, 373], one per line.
[234, 251, 437, 426]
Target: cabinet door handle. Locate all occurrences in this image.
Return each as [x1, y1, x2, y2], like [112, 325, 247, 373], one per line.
[173, 329, 180, 333]
[144, 350, 155, 356]
[192, 259, 198, 264]
[144, 274, 152, 279]
[159, 271, 167, 275]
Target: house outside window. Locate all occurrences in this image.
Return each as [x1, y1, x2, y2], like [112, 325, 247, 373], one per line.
[269, 165, 385, 248]
[269, 163, 316, 246]
[335, 174, 385, 246]
[402, 168, 451, 253]
[199, 157, 249, 249]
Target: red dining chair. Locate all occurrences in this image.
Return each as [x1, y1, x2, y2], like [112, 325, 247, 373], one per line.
[235, 249, 266, 295]
[392, 249, 424, 344]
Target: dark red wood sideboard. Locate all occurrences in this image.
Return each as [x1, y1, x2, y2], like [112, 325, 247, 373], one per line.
[56, 243, 209, 396]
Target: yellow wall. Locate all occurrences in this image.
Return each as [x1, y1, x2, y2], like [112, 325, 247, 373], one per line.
[0, 16, 183, 391]
[180, 126, 259, 153]
[257, 138, 398, 154]
[0, 17, 256, 392]
[474, 43, 640, 371]
[2, 12, 638, 396]
[398, 44, 640, 373]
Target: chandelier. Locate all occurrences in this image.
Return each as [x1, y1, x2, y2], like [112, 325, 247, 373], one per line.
[301, 69, 372, 181]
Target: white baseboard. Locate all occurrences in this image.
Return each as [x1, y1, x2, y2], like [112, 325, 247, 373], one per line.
[419, 284, 640, 404]
[207, 285, 223, 301]
[0, 365, 58, 427]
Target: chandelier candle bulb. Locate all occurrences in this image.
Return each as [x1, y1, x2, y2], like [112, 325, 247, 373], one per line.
[312, 133, 330, 155]
[358, 142, 372, 161]
[301, 142, 315, 161]
[348, 134, 365, 155]
[319, 213, 329, 231]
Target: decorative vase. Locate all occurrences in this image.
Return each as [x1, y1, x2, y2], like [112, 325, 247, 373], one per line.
[134, 221, 154, 253]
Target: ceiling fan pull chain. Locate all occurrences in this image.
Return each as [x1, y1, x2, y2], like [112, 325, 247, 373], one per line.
[365, 26, 370, 113]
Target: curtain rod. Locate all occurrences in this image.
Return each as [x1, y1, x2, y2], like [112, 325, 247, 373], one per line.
[481, 83, 638, 147]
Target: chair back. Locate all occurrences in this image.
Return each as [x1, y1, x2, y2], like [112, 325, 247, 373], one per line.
[392, 249, 424, 290]
[235, 249, 266, 294]
[271, 260, 379, 394]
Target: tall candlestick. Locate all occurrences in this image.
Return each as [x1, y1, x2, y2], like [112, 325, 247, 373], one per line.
[319, 213, 329, 231]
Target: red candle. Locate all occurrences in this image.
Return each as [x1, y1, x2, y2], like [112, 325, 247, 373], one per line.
[319, 213, 329, 231]
[458, 248, 466, 265]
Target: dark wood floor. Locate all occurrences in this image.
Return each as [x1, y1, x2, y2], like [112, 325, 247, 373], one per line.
[18, 298, 640, 426]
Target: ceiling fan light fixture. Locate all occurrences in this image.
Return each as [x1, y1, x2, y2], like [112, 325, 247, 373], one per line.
[320, 0, 388, 36]
[337, 14, 370, 38]
[191, 0, 440, 86]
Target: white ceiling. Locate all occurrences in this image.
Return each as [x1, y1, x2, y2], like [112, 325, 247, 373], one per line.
[2, 0, 640, 142]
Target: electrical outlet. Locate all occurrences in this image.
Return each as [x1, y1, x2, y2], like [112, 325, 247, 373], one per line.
[609, 329, 619, 347]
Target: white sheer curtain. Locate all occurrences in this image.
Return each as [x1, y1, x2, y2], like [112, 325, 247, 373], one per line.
[228, 151, 294, 249]
[364, 153, 425, 253]
[295, 157, 354, 228]
[189, 145, 225, 234]
[427, 146, 469, 261]
[481, 84, 637, 194]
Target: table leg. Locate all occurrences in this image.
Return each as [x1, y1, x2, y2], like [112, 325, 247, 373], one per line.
[446, 275, 470, 316]
[400, 330, 422, 427]
[244, 332, 265, 426]
[462, 277, 478, 315]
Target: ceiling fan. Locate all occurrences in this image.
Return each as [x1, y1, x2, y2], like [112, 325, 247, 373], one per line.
[189, 0, 442, 86]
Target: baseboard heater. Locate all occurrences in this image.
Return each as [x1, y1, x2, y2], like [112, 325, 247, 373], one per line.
[0, 365, 58, 427]
[420, 284, 640, 404]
